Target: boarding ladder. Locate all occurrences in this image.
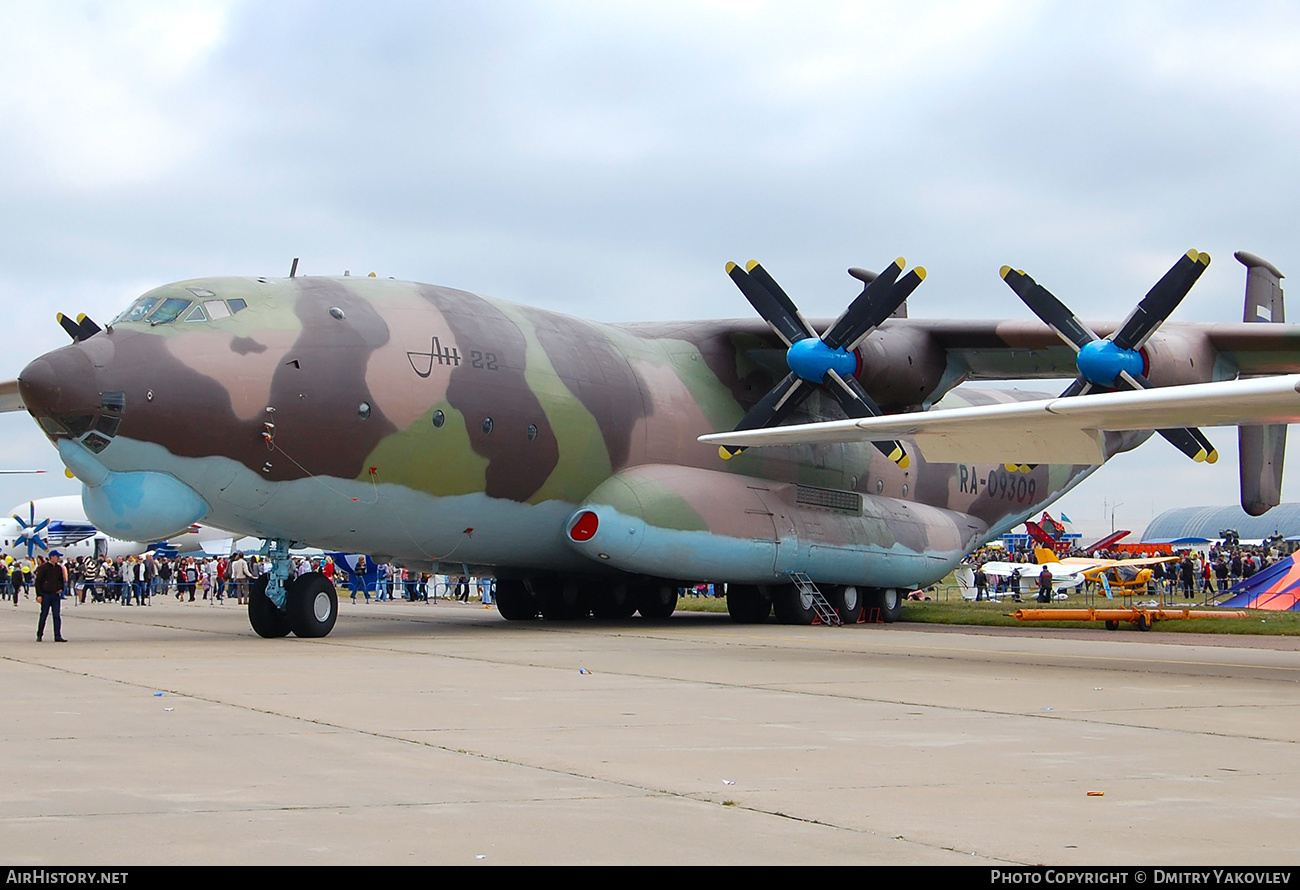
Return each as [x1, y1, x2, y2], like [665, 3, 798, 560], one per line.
[790, 572, 841, 626]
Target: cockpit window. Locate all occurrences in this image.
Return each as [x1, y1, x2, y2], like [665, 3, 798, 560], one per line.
[113, 289, 252, 325]
[113, 296, 161, 323]
[203, 299, 231, 320]
[146, 297, 193, 325]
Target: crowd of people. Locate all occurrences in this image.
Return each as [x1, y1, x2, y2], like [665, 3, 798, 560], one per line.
[2, 551, 496, 612]
[963, 538, 1296, 603]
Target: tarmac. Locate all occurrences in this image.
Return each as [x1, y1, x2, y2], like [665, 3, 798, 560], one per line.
[2, 593, 1299, 865]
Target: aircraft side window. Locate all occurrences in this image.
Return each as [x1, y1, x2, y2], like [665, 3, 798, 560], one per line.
[183, 304, 208, 323]
[227, 298, 248, 314]
[204, 300, 231, 320]
[431, 410, 445, 428]
[146, 297, 193, 324]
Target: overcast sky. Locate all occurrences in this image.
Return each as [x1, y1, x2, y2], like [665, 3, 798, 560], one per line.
[2, 0, 1300, 540]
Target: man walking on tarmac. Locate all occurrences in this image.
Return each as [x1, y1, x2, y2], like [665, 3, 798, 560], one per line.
[36, 550, 67, 642]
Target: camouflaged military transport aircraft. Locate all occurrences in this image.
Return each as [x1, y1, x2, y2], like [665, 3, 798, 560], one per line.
[6, 249, 1300, 638]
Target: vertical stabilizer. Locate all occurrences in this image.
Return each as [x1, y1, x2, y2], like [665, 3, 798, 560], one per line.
[1236, 251, 1287, 515]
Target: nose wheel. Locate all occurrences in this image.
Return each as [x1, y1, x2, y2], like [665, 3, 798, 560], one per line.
[248, 572, 338, 638]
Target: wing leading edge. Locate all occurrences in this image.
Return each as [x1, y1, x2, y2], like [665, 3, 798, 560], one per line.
[698, 375, 1300, 465]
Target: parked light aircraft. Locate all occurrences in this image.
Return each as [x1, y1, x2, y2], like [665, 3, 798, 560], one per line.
[6, 248, 1300, 638]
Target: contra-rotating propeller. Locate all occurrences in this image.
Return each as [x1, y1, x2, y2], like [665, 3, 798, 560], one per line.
[718, 257, 926, 465]
[1001, 249, 1218, 464]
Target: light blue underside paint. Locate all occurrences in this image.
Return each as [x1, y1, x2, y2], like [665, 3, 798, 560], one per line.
[566, 504, 962, 588]
[58, 439, 209, 541]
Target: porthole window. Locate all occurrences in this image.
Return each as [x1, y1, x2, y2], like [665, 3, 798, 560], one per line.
[481, 417, 493, 435]
[358, 401, 371, 420]
[876, 479, 884, 493]
[527, 423, 538, 441]
[902, 483, 909, 496]
[432, 410, 445, 428]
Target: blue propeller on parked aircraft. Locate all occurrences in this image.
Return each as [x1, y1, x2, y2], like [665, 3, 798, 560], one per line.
[13, 501, 50, 559]
[719, 257, 925, 464]
[1001, 249, 1218, 463]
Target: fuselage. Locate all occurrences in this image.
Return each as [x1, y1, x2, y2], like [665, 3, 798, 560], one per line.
[17, 275, 1120, 589]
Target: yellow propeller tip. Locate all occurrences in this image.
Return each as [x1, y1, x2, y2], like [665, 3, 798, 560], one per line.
[999, 265, 1012, 279]
[1198, 251, 1211, 265]
[725, 261, 737, 273]
[1193, 449, 1208, 463]
[745, 259, 760, 272]
[718, 445, 735, 461]
[65, 468, 74, 479]
[893, 257, 906, 269]
[897, 455, 910, 469]
[1206, 449, 1219, 464]
[914, 266, 926, 281]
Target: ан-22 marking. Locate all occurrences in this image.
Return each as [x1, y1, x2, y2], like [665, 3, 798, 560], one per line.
[407, 336, 500, 378]
[958, 464, 1038, 503]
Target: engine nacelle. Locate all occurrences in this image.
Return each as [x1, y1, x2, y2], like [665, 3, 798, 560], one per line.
[855, 325, 948, 411]
[1140, 330, 1221, 387]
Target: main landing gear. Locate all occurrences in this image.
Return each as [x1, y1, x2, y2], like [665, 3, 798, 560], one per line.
[494, 575, 679, 622]
[726, 584, 904, 626]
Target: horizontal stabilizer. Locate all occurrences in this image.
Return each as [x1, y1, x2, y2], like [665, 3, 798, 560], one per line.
[0, 380, 22, 414]
[699, 375, 1300, 465]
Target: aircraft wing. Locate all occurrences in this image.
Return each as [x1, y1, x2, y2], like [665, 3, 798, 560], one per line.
[0, 380, 22, 414]
[699, 374, 1300, 464]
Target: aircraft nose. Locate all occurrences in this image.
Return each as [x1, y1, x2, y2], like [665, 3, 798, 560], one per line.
[19, 346, 100, 427]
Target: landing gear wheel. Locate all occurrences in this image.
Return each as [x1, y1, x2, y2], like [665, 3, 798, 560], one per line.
[248, 576, 290, 638]
[536, 576, 589, 620]
[591, 580, 638, 619]
[1135, 612, 1152, 631]
[726, 584, 771, 624]
[865, 587, 903, 623]
[495, 579, 538, 620]
[1104, 619, 1120, 631]
[636, 581, 677, 619]
[772, 583, 816, 625]
[828, 585, 864, 624]
[286, 572, 337, 638]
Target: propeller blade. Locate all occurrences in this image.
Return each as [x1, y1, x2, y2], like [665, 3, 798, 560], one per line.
[718, 373, 817, 459]
[1111, 250, 1210, 351]
[1000, 266, 1100, 352]
[76, 314, 103, 340]
[823, 370, 910, 467]
[821, 258, 906, 350]
[1116, 371, 1219, 463]
[56, 313, 81, 342]
[743, 262, 816, 342]
[726, 262, 811, 347]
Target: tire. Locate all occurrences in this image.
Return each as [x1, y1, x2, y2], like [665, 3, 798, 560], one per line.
[495, 578, 538, 620]
[591, 580, 638, 619]
[248, 576, 291, 638]
[864, 587, 903, 623]
[1104, 619, 1120, 631]
[636, 580, 678, 619]
[827, 585, 864, 624]
[771, 583, 816, 625]
[286, 572, 337, 638]
[1135, 612, 1152, 631]
[726, 584, 771, 624]
[536, 576, 588, 620]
